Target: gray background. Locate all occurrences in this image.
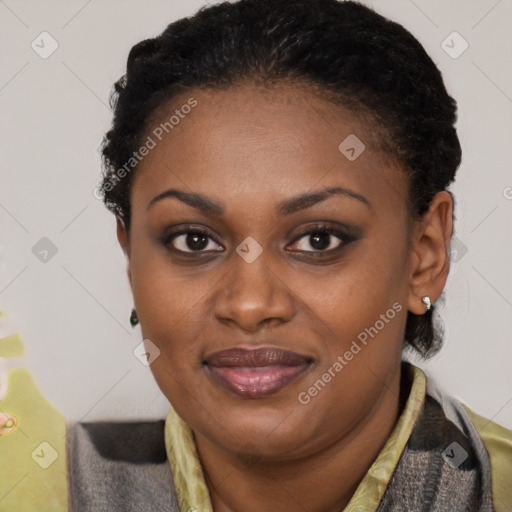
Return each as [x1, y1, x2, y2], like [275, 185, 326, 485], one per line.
[0, 0, 511, 428]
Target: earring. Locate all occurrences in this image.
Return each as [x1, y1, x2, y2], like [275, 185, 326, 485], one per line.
[421, 296, 432, 313]
[130, 308, 139, 327]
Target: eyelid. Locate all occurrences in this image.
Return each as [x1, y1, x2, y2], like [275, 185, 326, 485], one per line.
[163, 222, 357, 256]
[287, 224, 355, 252]
[291, 223, 351, 240]
[163, 225, 224, 251]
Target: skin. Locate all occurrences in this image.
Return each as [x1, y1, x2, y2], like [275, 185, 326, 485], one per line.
[116, 84, 453, 512]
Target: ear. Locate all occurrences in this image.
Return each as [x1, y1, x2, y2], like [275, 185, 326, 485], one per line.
[407, 191, 453, 315]
[116, 216, 132, 286]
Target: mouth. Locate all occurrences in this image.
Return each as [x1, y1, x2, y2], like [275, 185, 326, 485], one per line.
[204, 347, 313, 398]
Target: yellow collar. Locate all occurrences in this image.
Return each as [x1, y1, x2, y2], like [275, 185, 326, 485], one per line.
[164, 362, 426, 512]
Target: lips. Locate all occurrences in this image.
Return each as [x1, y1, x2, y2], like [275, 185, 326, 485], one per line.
[205, 347, 312, 398]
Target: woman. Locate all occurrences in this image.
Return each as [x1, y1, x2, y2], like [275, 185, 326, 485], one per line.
[79, 0, 512, 510]
[2, 0, 510, 511]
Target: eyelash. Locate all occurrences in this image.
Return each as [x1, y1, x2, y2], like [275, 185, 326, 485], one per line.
[162, 224, 356, 256]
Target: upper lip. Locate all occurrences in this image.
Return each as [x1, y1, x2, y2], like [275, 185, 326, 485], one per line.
[205, 347, 312, 368]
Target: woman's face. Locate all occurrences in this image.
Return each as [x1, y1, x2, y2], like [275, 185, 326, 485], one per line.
[121, 84, 417, 459]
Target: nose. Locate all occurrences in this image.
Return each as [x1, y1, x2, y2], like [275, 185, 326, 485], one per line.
[213, 250, 295, 333]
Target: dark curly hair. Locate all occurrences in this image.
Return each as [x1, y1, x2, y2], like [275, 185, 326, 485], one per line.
[99, 0, 461, 358]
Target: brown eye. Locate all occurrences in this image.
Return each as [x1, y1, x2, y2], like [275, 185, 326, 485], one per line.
[288, 226, 353, 253]
[165, 229, 223, 253]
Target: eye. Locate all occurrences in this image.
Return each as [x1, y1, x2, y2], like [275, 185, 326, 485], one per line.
[163, 224, 355, 256]
[287, 225, 351, 253]
[165, 227, 223, 254]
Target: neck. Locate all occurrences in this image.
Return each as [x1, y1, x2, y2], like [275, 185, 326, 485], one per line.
[194, 364, 409, 512]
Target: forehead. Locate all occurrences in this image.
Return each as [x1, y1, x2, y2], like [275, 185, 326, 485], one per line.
[132, 84, 408, 219]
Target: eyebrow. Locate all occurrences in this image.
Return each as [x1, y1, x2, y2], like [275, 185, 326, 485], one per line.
[147, 186, 371, 216]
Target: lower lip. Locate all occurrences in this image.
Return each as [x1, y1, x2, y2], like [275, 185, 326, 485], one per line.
[207, 364, 309, 398]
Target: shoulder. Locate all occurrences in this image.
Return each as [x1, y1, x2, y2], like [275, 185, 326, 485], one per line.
[415, 363, 511, 510]
[67, 420, 181, 512]
[462, 403, 512, 512]
[68, 419, 168, 462]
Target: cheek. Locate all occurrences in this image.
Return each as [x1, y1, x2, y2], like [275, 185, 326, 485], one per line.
[128, 234, 205, 359]
[308, 239, 407, 326]
[302, 235, 409, 375]
[292, 262, 407, 436]
[129, 256, 210, 415]
[129, 224, 208, 318]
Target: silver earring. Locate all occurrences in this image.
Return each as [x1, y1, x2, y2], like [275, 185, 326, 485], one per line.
[421, 296, 432, 312]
